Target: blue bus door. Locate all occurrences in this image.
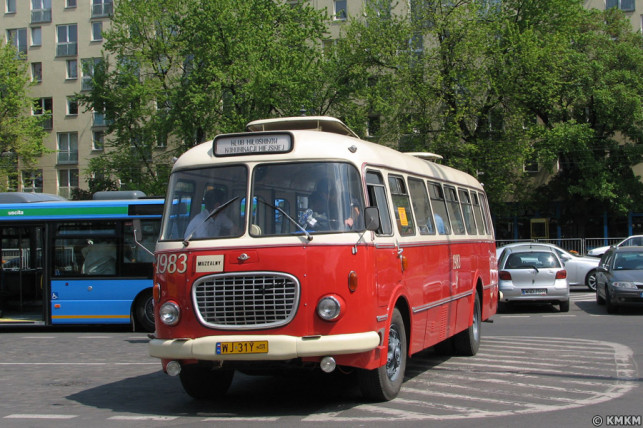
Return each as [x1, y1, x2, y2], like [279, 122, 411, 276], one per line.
[0, 225, 46, 325]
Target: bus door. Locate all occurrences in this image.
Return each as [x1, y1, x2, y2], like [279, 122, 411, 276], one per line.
[366, 171, 403, 308]
[0, 224, 46, 325]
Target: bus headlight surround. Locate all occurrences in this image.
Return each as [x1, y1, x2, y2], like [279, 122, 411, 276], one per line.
[159, 301, 180, 326]
[317, 295, 342, 321]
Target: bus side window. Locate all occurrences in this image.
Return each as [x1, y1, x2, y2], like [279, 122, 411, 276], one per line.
[366, 171, 392, 235]
[444, 185, 465, 235]
[387, 175, 415, 236]
[408, 177, 435, 235]
[471, 191, 486, 235]
[478, 192, 493, 235]
[427, 182, 451, 235]
[458, 188, 477, 235]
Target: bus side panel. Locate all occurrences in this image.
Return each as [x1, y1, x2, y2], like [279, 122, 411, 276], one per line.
[50, 278, 150, 324]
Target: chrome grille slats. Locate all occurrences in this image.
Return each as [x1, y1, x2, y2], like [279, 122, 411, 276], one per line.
[193, 272, 299, 329]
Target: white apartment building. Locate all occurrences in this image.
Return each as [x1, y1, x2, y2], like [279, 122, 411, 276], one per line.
[2, 0, 642, 197]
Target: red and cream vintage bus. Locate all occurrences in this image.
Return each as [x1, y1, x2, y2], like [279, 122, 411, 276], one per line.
[147, 116, 498, 401]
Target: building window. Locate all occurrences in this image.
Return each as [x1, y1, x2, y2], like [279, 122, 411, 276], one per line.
[67, 97, 78, 116]
[56, 24, 78, 57]
[334, 0, 347, 20]
[31, 62, 42, 83]
[7, 28, 28, 55]
[91, 21, 103, 41]
[606, 0, 635, 11]
[81, 58, 101, 91]
[92, 0, 113, 18]
[523, 157, 539, 174]
[22, 170, 43, 193]
[58, 169, 79, 198]
[57, 133, 78, 164]
[66, 59, 77, 79]
[66, 0, 77, 8]
[31, 27, 42, 46]
[6, 0, 16, 14]
[93, 131, 104, 151]
[33, 97, 53, 129]
[92, 111, 110, 127]
[31, 0, 52, 24]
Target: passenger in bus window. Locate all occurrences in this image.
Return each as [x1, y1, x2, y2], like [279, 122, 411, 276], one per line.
[434, 213, 447, 235]
[81, 239, 116, 275]
[184, 189, 234, 239]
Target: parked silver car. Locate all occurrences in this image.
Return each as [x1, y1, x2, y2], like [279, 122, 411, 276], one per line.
[596, 246, 643, 314]
[497, 243, 599, 291]
[587, 235, 643, 258]
[497, 244, 570, 312]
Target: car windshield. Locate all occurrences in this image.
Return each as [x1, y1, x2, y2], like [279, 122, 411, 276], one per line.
[505, 251, 561, 269]
[160, 161, 365, 241]
[612, 252, 643, 270]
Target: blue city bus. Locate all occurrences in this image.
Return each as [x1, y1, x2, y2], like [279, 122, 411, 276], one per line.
[0, 192, 163, 331]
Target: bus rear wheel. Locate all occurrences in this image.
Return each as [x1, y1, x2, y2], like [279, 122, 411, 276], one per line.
[358, 308, 407, 402]
[134, 289, 155, 332]
[179, 364, 234, 399]
[453, 292, 481, 356]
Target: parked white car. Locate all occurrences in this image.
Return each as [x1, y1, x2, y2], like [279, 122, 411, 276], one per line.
[587, 235, 643, 258]
[497, 243, 600, 291]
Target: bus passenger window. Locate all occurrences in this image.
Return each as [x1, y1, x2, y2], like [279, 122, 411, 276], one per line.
[366, 171, 392, 235]
[388, 175, 415, 236]
[81, 240, 116, 275]
[471, 192, 486, 235]
[408, 178, 435, 235]
[458, 189, 477, 235]
[444, 186, 465, 235]
[427, 182, 451, 235]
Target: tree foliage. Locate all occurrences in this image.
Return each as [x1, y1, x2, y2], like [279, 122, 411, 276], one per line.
[0, 42, 47, 190]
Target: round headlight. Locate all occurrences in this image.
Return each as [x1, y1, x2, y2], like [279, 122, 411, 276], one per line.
[317, 296, 341, 321]
[159, 301, 180, 326]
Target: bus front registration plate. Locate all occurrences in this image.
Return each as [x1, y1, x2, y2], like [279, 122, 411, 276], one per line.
[216, 341, 269, 355]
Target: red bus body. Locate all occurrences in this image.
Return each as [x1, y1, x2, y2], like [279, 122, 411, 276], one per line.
[148, 117, 498, 401]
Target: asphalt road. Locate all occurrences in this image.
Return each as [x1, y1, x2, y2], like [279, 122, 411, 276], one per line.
[0, 289, 641, 428]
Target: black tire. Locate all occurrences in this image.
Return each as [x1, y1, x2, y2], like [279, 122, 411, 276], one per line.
[605, 289, 618, 314]
[134, 289, 155, 332]
[453, 292, 481, 356]
[358, 308, 407, 402]
[559, 300, 570, 313]
[596, 290, 605, 305]
[585, 270, 597, 291]
[179, 365, 234, 399]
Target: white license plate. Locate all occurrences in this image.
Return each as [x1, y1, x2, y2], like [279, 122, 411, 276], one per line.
[522, 289, 547, 296]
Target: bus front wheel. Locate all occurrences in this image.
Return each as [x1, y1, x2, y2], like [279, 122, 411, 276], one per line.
[179, 364, 234, 399]
[358, 308, 407, 402]
[134, 289, 155, 332]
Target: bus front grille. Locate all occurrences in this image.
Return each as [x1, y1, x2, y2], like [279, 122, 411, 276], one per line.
[193, 272, 300, 329]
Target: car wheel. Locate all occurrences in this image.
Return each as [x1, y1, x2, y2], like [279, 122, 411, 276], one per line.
[453, 292, 481, 356]
[179, 365, 234, 399]
[358, 308, 407, 402]
[605, 289, 618, 314]
[596, 289, 605, 305]
[585, 270, 597, 291]
[559, 300, 570, 312]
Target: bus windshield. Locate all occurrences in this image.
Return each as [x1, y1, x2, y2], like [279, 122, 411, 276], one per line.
[160, 161, 365, 240]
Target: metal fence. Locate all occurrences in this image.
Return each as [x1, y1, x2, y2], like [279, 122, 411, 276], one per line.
[496, 237, 626, 256]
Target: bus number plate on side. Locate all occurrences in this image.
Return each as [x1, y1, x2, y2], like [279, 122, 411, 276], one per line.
[216, 341, 269, 355]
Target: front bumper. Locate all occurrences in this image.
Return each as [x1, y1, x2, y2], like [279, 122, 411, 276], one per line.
[148, 331, 381, 361]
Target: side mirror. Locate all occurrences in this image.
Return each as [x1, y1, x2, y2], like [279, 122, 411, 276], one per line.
[364, 207, 380, 232]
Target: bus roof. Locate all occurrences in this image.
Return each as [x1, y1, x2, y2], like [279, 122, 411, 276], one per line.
[246, 116, 359, 138]
[0, 198, 164, 221]
[174, 117, 483, 190]
[0, 192, 67, 203]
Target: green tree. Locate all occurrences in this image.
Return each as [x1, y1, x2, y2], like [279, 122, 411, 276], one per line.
[0, 42, 47, 190]
[79, 0, 328, 194]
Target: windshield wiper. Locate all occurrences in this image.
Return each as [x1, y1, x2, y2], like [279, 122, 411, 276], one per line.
[182, 196, 239, 247]
[256, 197, 312, 241]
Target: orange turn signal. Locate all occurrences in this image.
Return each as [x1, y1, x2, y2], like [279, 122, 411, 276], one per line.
[348, 271, 358, 293]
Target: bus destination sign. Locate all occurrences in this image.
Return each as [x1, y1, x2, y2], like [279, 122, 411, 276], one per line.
[214, 133, 292, 156]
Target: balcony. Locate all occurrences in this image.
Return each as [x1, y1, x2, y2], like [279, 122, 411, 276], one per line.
[31, 9, 52, 24]
[92, 2, 113, 18]
[57, 152, 78, 165]
[56, 43, 77, 57]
